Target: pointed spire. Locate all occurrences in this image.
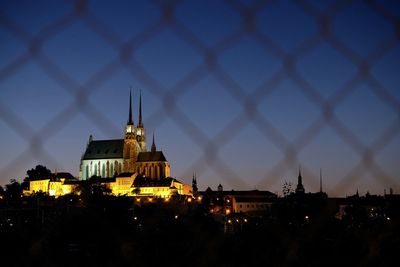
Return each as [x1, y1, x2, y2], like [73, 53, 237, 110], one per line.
[138, 90, 143, 128]
[151, 133, 156, 153]
[319, 169, 323, 193]
[298, 165, 302, 185]
[296, 165, 305, 194]
[192, 172, 198, 193]
[128, 89, 133, 125]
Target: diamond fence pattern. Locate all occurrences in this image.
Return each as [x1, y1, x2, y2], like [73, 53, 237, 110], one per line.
[0, 0, 399, 194]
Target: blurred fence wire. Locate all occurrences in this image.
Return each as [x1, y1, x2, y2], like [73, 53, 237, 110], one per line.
[0, 0, 399, 194]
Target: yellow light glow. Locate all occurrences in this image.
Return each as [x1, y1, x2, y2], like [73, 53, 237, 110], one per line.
[228, 219, 232, 224]
[226, 209, 231, 215]
[188, 197, 192, 202]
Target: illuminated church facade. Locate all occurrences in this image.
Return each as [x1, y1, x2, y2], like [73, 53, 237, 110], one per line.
[79, 92, 170, 181]
[25, 92, 191, 198]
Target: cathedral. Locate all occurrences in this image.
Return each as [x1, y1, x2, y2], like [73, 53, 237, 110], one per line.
[79, 92, 170, 180]
[24, 91, 192, 198]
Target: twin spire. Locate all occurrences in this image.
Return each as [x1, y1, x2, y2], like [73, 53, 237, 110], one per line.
[151, 133, 157, 153]
[127, 89, 144, 128]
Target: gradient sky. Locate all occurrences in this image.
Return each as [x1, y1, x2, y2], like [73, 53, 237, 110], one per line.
[1, 0, 399, 196]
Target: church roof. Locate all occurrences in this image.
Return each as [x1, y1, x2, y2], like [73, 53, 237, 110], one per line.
[234, 197, 274, 203]
[137, 151, 167, 162]
[133, 176, 180, 187]
[82, 139, 124, 160]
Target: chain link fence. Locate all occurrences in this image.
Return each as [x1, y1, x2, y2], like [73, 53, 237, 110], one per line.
[0, 0, 399, 195]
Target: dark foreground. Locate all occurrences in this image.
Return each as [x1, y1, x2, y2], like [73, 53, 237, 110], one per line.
[1, 195, 399, 267]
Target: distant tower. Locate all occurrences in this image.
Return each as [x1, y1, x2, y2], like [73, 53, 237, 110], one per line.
[123, 90, 139, 172]
[218, 183, 223, 192]
[295, 166, 305, 194]
[136, 91, 147, 151]
[192, 173, 198, 194]
[319, 169, 323, 193]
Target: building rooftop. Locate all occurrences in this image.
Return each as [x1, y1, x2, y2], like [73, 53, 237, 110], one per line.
[133, 176, 180, 187]
[137, 151, 167, 162]
[82, 139, 124, 160]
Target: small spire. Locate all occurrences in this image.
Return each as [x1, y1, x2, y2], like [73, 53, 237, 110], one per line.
[151, 133, 156, 152]
[298, 165, 302, 185]
[138, 90, 143, 128]
[296, 165, 305, 194]
[128, 88, 133, 125]
[320, 168, 323, 193]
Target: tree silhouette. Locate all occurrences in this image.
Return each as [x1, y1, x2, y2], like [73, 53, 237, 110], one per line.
[27, 165, 52, 180]
[282, 180, 294, 197]
[5, 179, 22, 203]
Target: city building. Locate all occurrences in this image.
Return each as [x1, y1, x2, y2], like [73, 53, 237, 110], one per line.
[24, 172, 79, 196]
[202, 184, 277, 215]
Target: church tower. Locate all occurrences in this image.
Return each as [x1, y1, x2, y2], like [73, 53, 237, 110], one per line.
[295, 166, 305, 194]
[123, 91, 139, 172]
[192, 173, 198, 195]
[136, 91, 147, 151]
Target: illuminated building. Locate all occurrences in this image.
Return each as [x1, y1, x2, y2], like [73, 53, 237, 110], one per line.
[77, 91, 190, 198]
[202, 185, 276, 215]
[132, 176, 192, 198]
[25, 172, 79, 197]
[26, 92, 191, 198]
[79, 91, 170, 180]
[109, 172, 138, 196]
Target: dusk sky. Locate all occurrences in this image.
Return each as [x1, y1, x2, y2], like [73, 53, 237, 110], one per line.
[1, 0, 399, 196]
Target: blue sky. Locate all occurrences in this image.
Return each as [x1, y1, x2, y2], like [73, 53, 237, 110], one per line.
[0, 0, 399, 196]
